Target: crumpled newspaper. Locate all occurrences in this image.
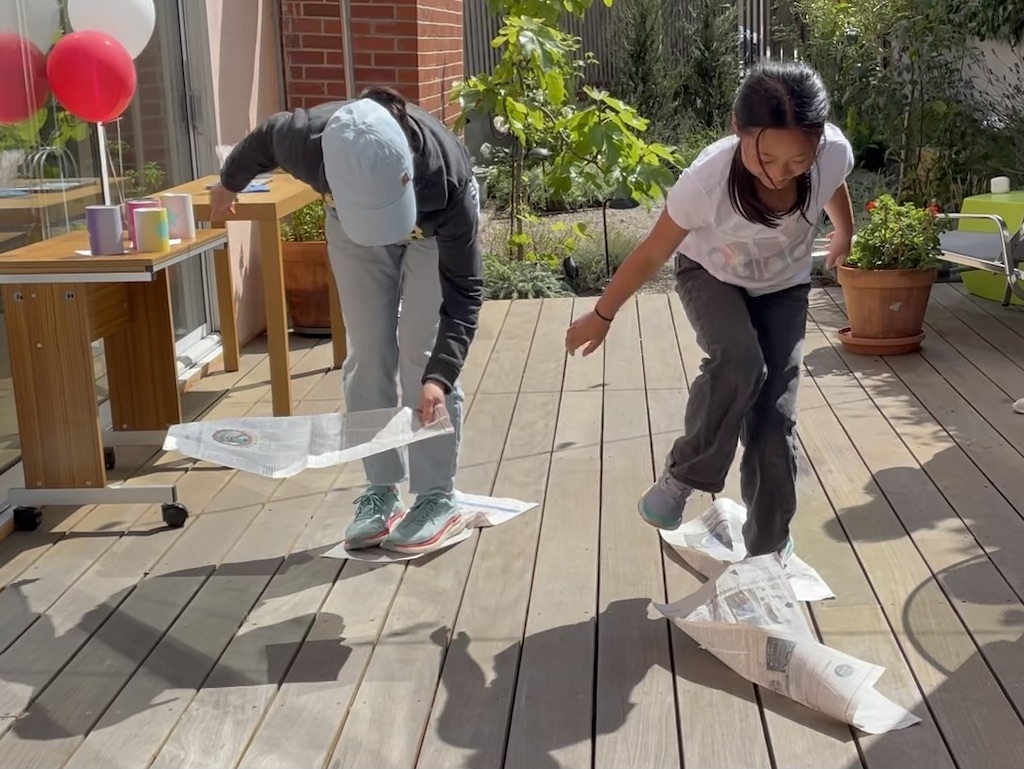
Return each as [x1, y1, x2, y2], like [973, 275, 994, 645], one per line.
[660, 498, 834, 602]
[652, 555, 919, 734]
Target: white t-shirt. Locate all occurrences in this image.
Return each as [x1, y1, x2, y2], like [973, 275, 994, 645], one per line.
[665, 122, 854, 295]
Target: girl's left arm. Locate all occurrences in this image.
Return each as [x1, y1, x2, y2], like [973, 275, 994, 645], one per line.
[825, 181, 854, 238]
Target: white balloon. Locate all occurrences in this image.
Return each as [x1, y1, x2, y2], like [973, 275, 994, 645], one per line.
[68, 0, 156, 59]
[0, 0, 61, 52]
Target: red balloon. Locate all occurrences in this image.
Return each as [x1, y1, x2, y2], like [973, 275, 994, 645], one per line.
[46, 30, 136, 124]
[0, 34, 49, 125]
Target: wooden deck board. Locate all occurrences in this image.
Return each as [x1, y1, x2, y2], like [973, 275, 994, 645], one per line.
[0, 291, 1023, 766]
[418, 298, 569, 768]
[503, 299, 601, 769]
[595, 301, 678, 769]
[810, 289, 1024, 767]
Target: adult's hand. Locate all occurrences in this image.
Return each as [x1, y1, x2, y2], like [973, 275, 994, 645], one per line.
[419, 380, 447, 423]
[209, 182, 238, 220]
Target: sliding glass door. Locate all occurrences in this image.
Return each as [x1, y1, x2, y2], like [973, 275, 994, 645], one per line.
[0, 0, 216, 474]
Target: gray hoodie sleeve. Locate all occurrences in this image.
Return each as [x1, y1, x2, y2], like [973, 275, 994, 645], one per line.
[219, 109, 329, 195]
[422, 181, 483, 393]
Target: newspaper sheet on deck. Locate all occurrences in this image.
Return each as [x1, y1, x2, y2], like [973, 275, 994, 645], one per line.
[660, 498, 834, 602]
[322, 491, 538, 563]
[163, 407, 453, 478]
[651, 556, 919, 734]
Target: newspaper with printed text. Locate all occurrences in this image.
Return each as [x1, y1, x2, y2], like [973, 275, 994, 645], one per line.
[651, 557, 919, 734]
[164, 406, 453, 478]
[660, 498, 834, 602]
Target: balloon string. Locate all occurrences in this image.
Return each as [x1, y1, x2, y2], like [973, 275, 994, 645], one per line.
[96, 122, 112, 206]
[114, 118, 125, 204]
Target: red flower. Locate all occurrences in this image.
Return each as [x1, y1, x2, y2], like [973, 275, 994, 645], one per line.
[866, 200, 877, 211]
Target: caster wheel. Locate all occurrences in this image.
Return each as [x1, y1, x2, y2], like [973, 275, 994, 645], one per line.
[13, 506, 42, 532]
[104, 446, 116, 471]
[161, 502, 189, 528]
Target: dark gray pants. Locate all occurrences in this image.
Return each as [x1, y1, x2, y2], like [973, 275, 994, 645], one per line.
[669, 255, 809, 556]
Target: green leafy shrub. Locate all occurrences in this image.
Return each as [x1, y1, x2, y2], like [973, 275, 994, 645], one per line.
[486, 155, 602, 213]
[569, 227, 642, 293]
[672, 0, 739, 133]
[281, 201, 326, 242]
[612, 0, 736, 145]
[846, 195, 949, 271]
[791, 0, 1016, 207]
[943, 0, 1024, 42]
[483, 254, 570, 299]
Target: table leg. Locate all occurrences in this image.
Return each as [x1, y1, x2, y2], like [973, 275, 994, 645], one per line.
[104, 271, 182, 431]
[328, 262, 347, 369]
[2, 283, 105, 489]
[260, 219, 293, 416]
[212, 219, 240, 372]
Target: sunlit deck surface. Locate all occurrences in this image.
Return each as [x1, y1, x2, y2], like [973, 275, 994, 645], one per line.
[2, 284, 1024, 768]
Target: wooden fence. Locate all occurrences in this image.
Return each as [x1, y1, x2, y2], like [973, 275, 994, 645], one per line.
[462, 0, 807, 83]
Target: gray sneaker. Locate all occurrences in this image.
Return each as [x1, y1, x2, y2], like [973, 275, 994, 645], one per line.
[779, 536, 794, 562]
[638, 467, 692, 530]
[344, 485, 404, 549]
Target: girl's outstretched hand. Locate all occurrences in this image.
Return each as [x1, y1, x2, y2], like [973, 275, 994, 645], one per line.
[565, 310, 612, 356]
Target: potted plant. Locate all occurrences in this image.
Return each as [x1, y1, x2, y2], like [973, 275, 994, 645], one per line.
[280, 200, 332, 335]
[836, 194, 949, 355]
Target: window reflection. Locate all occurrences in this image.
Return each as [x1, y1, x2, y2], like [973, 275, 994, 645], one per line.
[0, 0, 206, 475]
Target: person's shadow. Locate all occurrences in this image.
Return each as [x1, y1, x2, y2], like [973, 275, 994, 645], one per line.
[823, 463, 1024, 768]
[0, 549, 361, 743]
[428, 598, 656, 769]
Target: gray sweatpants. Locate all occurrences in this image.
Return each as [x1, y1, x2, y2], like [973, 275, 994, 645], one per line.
[325, 207, 463, 496]
[669, 254, 809, 556]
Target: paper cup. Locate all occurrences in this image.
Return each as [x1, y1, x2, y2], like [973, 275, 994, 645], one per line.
[86, 205, 124, 256]
[991, 176, 1011, 194]
[124, 197, 160, 247]
[160, 192, 196, 240]
[134, 207, 171, 253]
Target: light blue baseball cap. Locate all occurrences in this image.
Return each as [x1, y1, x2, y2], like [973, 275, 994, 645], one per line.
[322, 99, 416, 247]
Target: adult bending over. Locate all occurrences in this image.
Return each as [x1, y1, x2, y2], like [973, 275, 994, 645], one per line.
[211, 86, 483, 555]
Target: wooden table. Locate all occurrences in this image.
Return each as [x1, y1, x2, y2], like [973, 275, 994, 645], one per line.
[0, 178, 122, 234]
[160, 173, 346, 416]
[0, 228, 228, 531]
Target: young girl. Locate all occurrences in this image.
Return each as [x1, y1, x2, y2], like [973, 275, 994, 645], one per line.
[565, 61, 854, 558]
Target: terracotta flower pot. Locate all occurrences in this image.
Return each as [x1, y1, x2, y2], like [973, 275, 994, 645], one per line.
[836, 265, 938, 355]
[282, 240, 332, 335]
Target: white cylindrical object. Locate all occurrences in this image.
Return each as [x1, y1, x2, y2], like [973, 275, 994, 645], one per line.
[991, 176, 1011, 194]
[160, 192, 196, 240]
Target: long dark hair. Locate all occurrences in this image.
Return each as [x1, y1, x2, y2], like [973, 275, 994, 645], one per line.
[727, 61, 830, 228]
[360, 85, 414, 143]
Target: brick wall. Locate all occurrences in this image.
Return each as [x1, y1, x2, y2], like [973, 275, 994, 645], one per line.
[279, 0, 463, 125]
